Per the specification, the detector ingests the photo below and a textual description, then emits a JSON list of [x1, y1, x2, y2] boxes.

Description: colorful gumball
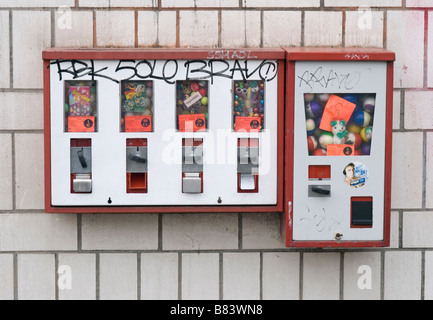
[[353, 111, 371, 127], [318, 94, 330, 103], [190, 82, 200, 91], [308, 101, 322, 118], [354, 149, 362, 156], [306, 119, 316, 135], [347, 132, 362, 148], [312, 148, 327, 156], [361, 143, 371, 155], [363, 97, 375, 113], [307, 136, 318, 152], [199, 88, 207, 96], [319, 132, 334, 149], [360, 126, 372, 142], [304, 93, 315, 102], [341, 95, 357, 105], [348, 123, 362, 134]]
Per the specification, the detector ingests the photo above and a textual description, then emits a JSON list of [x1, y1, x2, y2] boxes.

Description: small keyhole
[[108, 197, 112, 204], [217, 197, 222, 204], [334, 232, 343, 240]]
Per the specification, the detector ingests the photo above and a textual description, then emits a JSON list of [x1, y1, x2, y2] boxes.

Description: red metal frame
[[282, 48, 395, 248], [43, 48, 285, 214]]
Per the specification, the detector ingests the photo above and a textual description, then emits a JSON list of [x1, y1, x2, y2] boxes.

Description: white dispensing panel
[[44, 49, 285, 212], [283, 48, 394, 247], [293, 61, 387, 242]]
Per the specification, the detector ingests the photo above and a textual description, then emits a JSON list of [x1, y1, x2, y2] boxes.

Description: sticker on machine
[[343, 161, 368, 188]]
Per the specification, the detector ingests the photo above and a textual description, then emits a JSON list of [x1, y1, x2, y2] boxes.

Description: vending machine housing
[[43, 48, 285, 213], [282, 48, 395, 248]]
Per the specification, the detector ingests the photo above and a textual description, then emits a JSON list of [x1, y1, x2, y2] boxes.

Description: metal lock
[[126, 146, 148, 173], [182, 140, 203, 194], [71, 146, 92, 193], [237, 143, 259, 192]]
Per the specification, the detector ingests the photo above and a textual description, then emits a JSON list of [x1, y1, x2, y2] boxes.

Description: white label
[[184, 91, 202, 108]]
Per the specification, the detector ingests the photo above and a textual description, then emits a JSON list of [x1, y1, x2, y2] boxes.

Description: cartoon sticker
[[343, 161, 368, 188]]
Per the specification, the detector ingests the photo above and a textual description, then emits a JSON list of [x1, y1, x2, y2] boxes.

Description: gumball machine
[[282, 48, 395, 248]]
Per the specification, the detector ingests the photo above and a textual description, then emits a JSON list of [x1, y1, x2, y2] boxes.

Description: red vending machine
[[43, 48, 285, 214], [282, 48, 395, 248]]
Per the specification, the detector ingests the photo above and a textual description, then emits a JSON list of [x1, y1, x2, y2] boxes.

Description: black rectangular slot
[[351, 197, 373, 228]]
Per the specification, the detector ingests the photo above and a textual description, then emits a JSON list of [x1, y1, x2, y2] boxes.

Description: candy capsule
[[360, 126, 372, 142], [312, 148, 327, 156], [307, 136, 318, 152], [363, 96, 375, 113], [353, 111, 371, 127], [201, 97, 208, 105], [306, 119, 316, 136], [191, 82, 200, 91], [361, 143, 371, 155], [319, 132, 334, 149]]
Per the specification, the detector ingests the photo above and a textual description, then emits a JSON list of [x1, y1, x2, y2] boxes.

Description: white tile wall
[[0, 214, 77, 251], [0, 134, 13, 210], [12, 11, 51, 89], [391, 132, 424, 209], [179, 11, 219, 47], [81, 214, 158, 250], [141, 253, 178, 300], [223, 253, 260, 300], [17, 254, 55, 300], [182, 253, 220, 300], [0, 254, 14, 300], [263, 11, 302, 47], [96, 11, 135, 47], [384, 251, 422, 300], [387, 11, 425, 88], [58, 254, 96, 300], [0, 2, 431, 301], [303, 253, 340, 300], [304, 11, 343, 46], [99, 253, 137, 300], [0, 11, 10, 88]]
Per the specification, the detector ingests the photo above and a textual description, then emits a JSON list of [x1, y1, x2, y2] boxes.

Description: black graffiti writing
[[50, 59, 278, 85], [298, 66, 361, 90], [115, 59, 179, 84], [185, 59, 277, 84], [51, 60, 119, 83]]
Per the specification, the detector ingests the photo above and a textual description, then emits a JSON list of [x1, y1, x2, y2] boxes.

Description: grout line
[[421, 250, 425, 300], [95, 253, 100, 300], [342, 9, 346, 48], [238, 213, 242, 250], [380, 251, 385, 300], [9, 9, 13, 90], [137, 253, 141, 300], [11, 133, 16, 211], [54, 253, 59, 300], [178, 252, 182, 300], [339, 252, 344, 300], [134, 10, 138, 48], [13, 253, 18, 300], [219, 252, 223, 300], [424, 10, 429, 89], [259, 251, 263, 300], [422, 131, 427, 209]]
